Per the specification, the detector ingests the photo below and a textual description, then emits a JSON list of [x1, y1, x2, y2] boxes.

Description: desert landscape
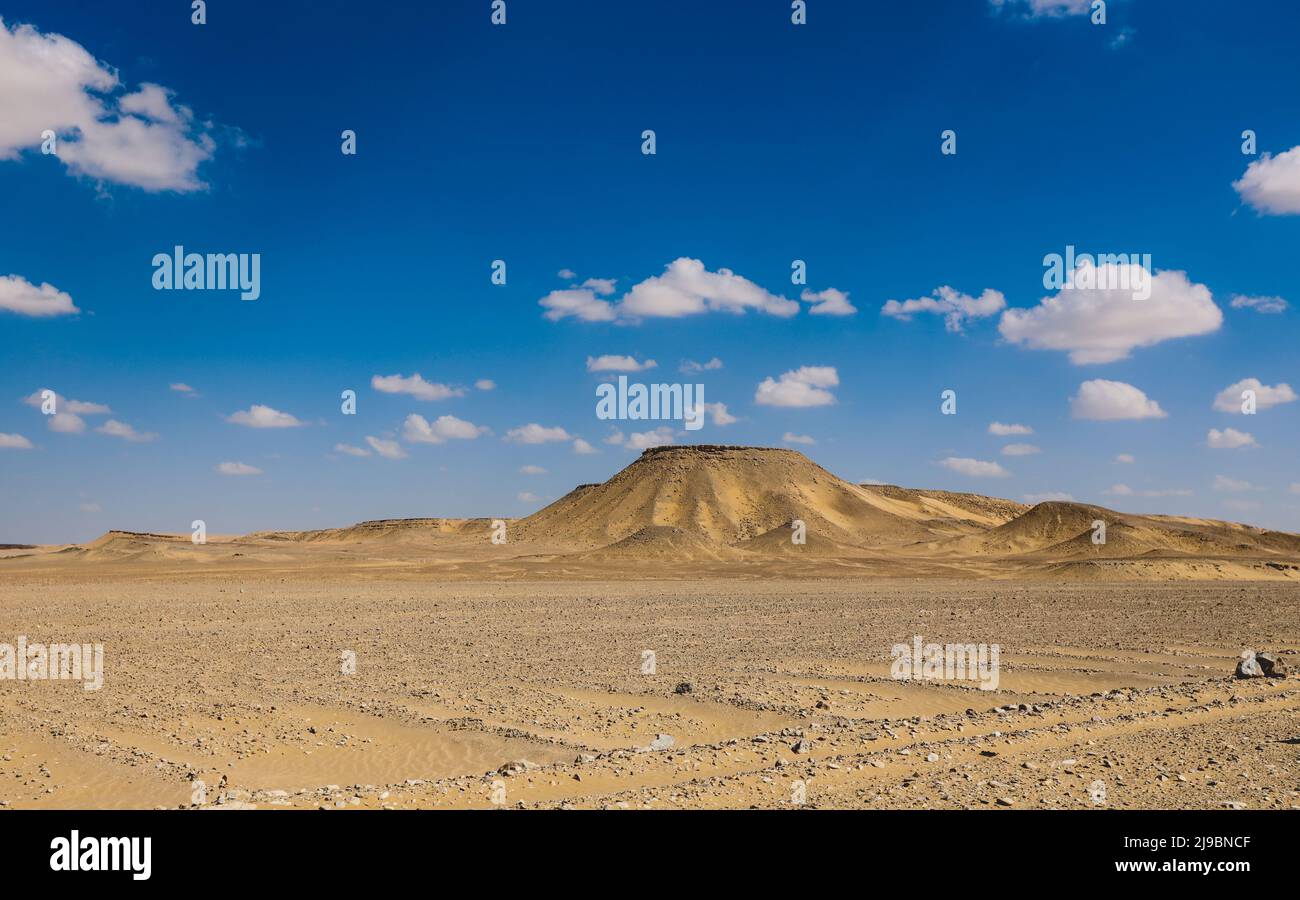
[[2, 445, 1297, 810]]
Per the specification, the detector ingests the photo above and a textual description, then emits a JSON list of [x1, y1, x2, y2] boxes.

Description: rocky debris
[[1236, 650, 1288, 679], [673, 682, 693, 695], [791, 739, 812, 754], [497, 759, 537, 776], [648, 734, 675, 752]]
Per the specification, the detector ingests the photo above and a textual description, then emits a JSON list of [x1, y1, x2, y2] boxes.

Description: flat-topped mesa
[[639, 444, 808, 457]]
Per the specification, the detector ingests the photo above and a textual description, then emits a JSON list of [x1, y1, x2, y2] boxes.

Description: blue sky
[[2, 0, 1299, 543]]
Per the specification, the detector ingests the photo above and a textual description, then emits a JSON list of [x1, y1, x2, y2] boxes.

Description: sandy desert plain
[[1, 445, 1297, 811]]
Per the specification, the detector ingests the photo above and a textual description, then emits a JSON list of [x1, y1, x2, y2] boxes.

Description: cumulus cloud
[[1105, 484, 1193, 498], [49, 413, 85, 433], [1001, 443, 1040, 456], [679, 357, 723, 374], [1230, 294, 1288, 314], [22, 389, 110, 416], [1207, 427, 1257, 450], [216, 461, 262, 476], [1070, 380, 1166, 421], [989, 0, 1092, 16], [1000, 265, 1221, 364], [801, 287, 857, 316], [0, 275, 78, 317], [0, 18, 220, 192], [504, 423, 572, 445], [1233, 145, 1300, 215], [704, 402, 737, 426], [1115, 453, 1135, 464], [0, 432, 33, 449], [1213, 474, 1256, 492], [334, 443, 371, 457], [96, 419, 158, 442], [519, 465, 546, 475], [783, 432, 816, 445], [881, 286, 1006, 333], [572, 437, 598, 455], [988, 422, 1033, 436], [226, 405, 303, 428], [365, 435, 408, 459], [606, 425, 677, 451], [541, 258, 803, 323], [586, 355, 657, 373], [939, 457, 1010, 478], [517, 491, 541, 503], [1212, 377, 1296, 413], [169, 382, 196, 394], [371, 373, 464, 401], [404, 414, 488, 445], [474, 379, 496, 391], [754, 366, 839, 408]]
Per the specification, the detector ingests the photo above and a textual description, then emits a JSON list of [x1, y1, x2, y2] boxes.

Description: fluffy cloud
[[1000, 266, 1221, 364], [1105, 484, 1193, 498], [371, 373, 464, 401], [334, 443, 371, 457], [704, 402, 737, 426], [882, 286, 1006, 333], [1070, 380, 1166, 421], [1212, 474, 1256, 492], [606, 426, 677, 451], [519, 465, 546, 475], [0, 275, 78, 317], [989, 0, 1092, 16], [572, 437, 597, 455], [0, 432, 33, 449], [1115, 453, 1135, 464], [404, 414, 488, 444], [1229, 294, 1288, 314], [754, 366, 838, 408], [988, 422, 1033, 436], [169, 382, 196, 394], [783, 432, 816, 445], [49, 413, 85, 433], [365, 436, 408, 459], [939, 457, 1010, 478], [517, 491, 541, 503], [680, 357, 723, 374], [1001, 443, 1040, 456], [586, 355, 657, 373], [226, 405, 304, 428], [1233, 146, 1300, 215], [801, 288, 857, 316], [505, 423, 572, 444], [541, 259, 807, 323], [474, 379, 496, 391], [1206, 427, 1257, 450], [22, 389, 109, 416], [96, 420, 158, 442], [1212, 377, 1296, 413], [216, 461, 262, 476], [0, 18, 219, 192]]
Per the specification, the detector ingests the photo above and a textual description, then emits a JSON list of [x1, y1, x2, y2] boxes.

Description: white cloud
[[939, 457, 1010, 478], [49, 413, 85, 433], [371, 373, 464, 401], [505, 423, 572, 445], [882, 286, 1006, 333], [1001, 443, 1040, 456], [754, 366, 839, 408], [519, 465, 546, 475], [22, 389, 109, 415], [96, 419, 158, 442], [366, 435, 408, 459], [1212, 377, 1296, 413], [1104, 483, 1134, 497], [1207, 427, 1257, 450], [169, 382, 195, 394], [989, 0, 1092, 16], [334, 442, 371, 457], [517, 491, 541, 503], [1070, 380, 1166, 421], [618, 426, 677, 451], [404, 414, 487, 445], [1233, 145, 1300, 215], [586, 355, 657, 373], [216, 461, 262, 476], [573, 437, 598, 455], [704, 402, 737, 426], [1213, 475, 1256, 493], [0, 275, 78, 317], [227, 405, 304, 428], [782, 432, 816, 445], [557, 268, 577, 280], [1230, 294, 1288, 314], [1000, 266, 1221, 364], [1104, 483, 1193, 499], [0, 433, 33, 449], [0, 19, 218, 192], [679, 357, 723, 374], [988, 422, 1033, 436], [801, 287, 857, 316], [1023, 491, 1074, 503], [474, 379, 496, 391], [541, 258, 801, 322], [1115, 453, 1135, 464]]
